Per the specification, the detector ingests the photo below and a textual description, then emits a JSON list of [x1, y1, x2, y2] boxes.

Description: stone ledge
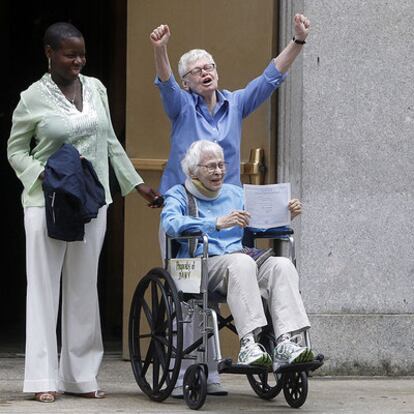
[[308, 314, 414, 376]]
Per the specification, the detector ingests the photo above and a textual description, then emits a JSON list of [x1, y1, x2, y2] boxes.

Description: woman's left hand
[[288, 198, 302, 219], [136, 183, 163, 208]]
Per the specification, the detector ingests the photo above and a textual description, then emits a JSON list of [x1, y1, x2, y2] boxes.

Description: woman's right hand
[[150, 24, 171, 47], [216, 210, 251, 230]]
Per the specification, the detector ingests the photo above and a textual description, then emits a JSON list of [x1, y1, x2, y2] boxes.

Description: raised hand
[[294, 14, 311, 41], [150, 24, 171, 47]]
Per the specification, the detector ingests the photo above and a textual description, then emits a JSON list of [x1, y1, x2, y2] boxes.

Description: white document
[[243, 183, 291, 229]]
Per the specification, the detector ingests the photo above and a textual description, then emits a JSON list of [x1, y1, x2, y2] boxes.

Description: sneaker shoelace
[[275, 334, 305, 357], [240, 341, 269, 360]]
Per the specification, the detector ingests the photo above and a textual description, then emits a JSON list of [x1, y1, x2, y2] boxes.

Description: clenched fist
[[293, 14, 311, 41], [150, 24, 171, 47]]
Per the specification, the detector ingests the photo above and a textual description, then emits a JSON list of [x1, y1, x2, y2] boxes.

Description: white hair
[[181, 140, 224, 178], [178, 49, 216, 78]]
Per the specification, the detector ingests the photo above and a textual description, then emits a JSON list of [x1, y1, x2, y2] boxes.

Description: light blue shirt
[[155, 62, 288, 194], [161, 183, 244, 257]]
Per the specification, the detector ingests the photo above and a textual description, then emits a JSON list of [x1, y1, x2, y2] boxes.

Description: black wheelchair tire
[[246, 318, 282, 400], [283, 370, 308, 408], [183, 364, 208, 410], [247, 371, 282, 400], [128, 267, 183, 401]]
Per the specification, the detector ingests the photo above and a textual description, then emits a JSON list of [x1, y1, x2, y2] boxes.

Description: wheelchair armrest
[[180, 230, 203, 237], [243, 226, 294, 247], [247, 226, 294, 239], [166, 232, 208, 259], [166, 231, 203, 241]]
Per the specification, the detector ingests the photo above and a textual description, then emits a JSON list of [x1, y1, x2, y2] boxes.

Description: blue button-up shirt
[[155, 61, 288, 194]]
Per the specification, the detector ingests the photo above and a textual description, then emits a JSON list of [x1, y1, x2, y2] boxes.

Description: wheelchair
[[128, 227, 323, 410]]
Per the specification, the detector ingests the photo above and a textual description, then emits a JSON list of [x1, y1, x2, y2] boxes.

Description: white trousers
[[207, 254, 310, 339], [207, 254, 268, 338], [255, 256, 310, 338], [23, 206, 107, 393]]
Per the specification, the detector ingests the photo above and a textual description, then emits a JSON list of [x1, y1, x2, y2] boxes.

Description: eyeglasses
[[183, 63, 216, 78], [198, 161, 227, 174]]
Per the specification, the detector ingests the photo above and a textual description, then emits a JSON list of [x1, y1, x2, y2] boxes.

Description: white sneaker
[[272, 335, 314, 372], [237, 340, 272, 366]]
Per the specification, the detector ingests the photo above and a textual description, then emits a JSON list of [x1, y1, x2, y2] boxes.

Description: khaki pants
[[208, 253, 310, 339]]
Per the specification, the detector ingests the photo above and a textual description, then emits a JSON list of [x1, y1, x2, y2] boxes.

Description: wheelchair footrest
[[275, 359, 324, 375], [217, 356, 324, 375], [217, 358, 272, 375]]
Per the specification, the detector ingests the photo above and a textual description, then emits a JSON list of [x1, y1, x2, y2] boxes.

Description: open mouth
[[202, 76, 213, 86], [210, 177, 223, 185]]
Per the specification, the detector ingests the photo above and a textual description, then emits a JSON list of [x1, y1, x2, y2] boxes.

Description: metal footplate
[[218, 354, 324, 375], [276, 353, 325, 374]]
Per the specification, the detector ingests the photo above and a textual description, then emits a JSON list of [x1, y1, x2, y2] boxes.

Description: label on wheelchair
[[168, 258, 202, 293]]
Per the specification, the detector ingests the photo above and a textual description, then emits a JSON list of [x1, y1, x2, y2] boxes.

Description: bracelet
[[293, 36, 306, 45]]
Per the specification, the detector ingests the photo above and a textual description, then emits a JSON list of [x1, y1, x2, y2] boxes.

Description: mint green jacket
[[7, 73, 143, 207]]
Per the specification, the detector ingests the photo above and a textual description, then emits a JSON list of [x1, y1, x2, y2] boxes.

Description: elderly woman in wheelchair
[[161, 139, 315, 372], [129, 140, 323, 409]]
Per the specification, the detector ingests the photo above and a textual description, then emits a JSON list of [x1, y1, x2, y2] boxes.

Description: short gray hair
[[178, 49, 216, 78], [181, 140, 224, 178]]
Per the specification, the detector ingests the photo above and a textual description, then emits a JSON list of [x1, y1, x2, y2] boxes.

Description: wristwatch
[[293, 36, 306, 45]]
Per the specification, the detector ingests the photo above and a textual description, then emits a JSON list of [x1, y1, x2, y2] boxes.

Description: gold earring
[[48, 57, 51, 72]]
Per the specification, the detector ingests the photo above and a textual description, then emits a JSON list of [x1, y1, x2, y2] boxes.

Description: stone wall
[[278, 0, 414, 375]]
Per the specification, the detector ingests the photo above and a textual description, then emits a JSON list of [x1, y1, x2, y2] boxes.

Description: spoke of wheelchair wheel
[[153, 339, 167, 371], [153, 355, 160, 388], [157, 318, 173, 334], [151, 282, 159, 323], [170, 344, 179, 358], [141, 298, 154, 328], [141, 339, 155, 376], [157, 298, 175, 332], [154, 334, 169, 347], [155, 297, 167, 329], [164, 370, 173, 386]]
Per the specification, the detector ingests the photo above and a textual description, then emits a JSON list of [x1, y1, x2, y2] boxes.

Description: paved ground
[[1, 355, 413, 414]]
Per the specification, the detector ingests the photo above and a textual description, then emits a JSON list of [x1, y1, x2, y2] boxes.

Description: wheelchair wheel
[[247, 371, 282, 400], [283, 371, 308, 408], [183, 364, 207, 410], [247, 322, 282, 400], [129, 267, 183, 402]]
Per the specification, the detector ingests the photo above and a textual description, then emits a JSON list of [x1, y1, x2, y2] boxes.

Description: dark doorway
[[0, 0, 127, 354]]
